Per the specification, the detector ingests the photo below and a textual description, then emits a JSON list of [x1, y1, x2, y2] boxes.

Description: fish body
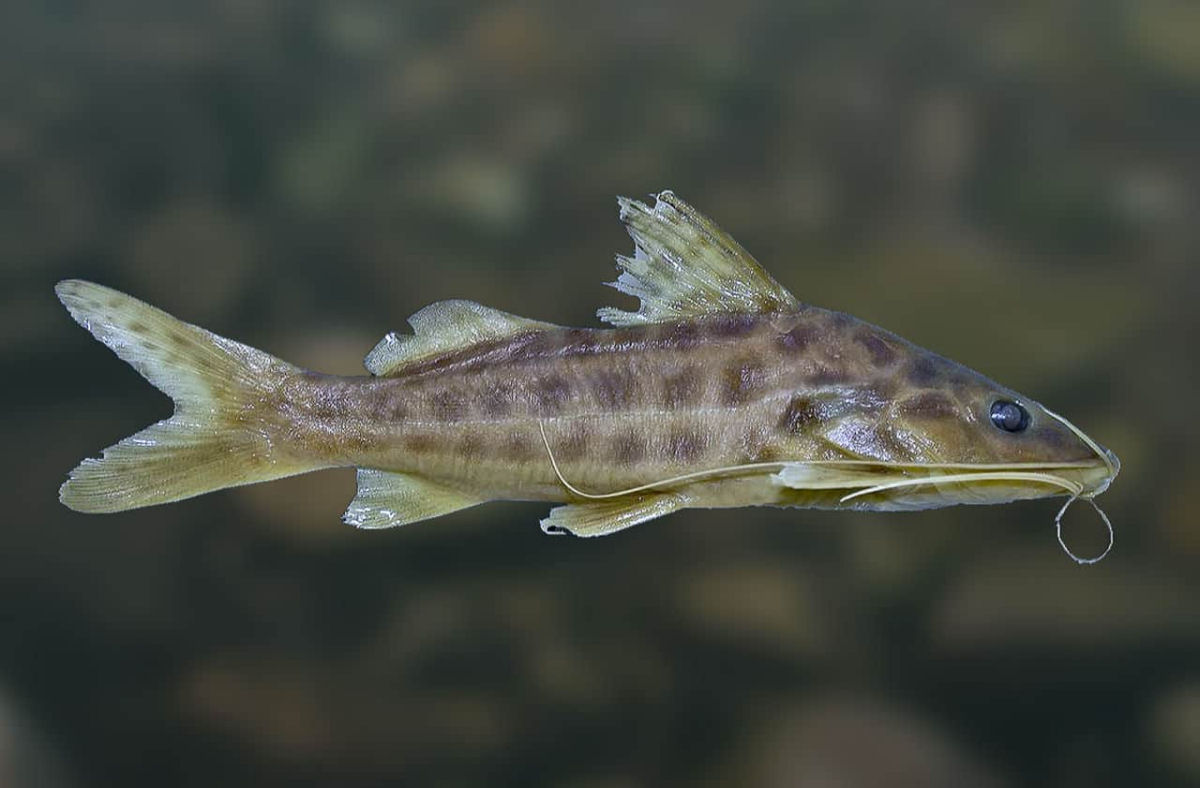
[[57, 191, 1118, 546]]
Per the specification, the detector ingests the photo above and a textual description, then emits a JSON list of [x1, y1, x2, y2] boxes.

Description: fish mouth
[[819, 408, 1119, 565], [1040, 407, 1120, 500], [829, 443, 1119, 508], [828, 457, 1113, 508], [768, 408, 1121, 509], [832, 408, 1121, 506]]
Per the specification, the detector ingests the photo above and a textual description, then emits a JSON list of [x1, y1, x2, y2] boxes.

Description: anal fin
[[540, 492, 686, 537], [344, 469, 486, 529]]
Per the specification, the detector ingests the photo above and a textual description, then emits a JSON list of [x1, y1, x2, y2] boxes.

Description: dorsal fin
[[597, 191, 800, 327], [365, 299, 555, 377]]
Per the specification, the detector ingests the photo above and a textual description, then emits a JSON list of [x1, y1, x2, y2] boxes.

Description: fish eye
[[990, 400, 1030, 433]]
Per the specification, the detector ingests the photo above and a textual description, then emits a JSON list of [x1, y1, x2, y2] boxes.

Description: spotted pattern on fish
[[899, 392, 958, 419], [776, 322, 818, 354], [479, 383, 512, 417], [666, 428, 705, 463], [809, 364, 849, 386], [503, 430, 537, 461], [855, 329, 898, 367], [779, 395, 822, 435], [661, 366, 703, 408], [533, 374, 572, 411], [612, 430, 645, 464], [54, 192, 1118, 536], [906, 357, 941, 386], [720, 358, 768, 405], [553, 423, 591, 462], [430, 389, 468, 421], [707, 313, 759, 338], [591, 368, 638, 410]]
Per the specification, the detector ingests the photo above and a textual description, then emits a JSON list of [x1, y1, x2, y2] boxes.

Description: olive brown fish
[[56, 191, 1119, 555]]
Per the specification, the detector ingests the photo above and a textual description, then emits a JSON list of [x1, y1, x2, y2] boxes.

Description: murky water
[[2, 2, 1197, 785]]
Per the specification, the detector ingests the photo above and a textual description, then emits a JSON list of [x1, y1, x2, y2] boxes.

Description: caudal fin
[[56, 280, 317, 513]]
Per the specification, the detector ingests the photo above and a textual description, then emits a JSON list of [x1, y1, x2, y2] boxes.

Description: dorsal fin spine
[[598, 190, 800, 327]]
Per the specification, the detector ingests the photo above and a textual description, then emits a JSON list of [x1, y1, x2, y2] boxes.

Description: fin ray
[[365, 300, 555, 377], [56, 280, 315, 513], [540, 492, 686, 537], [598, 191, 799, 326], [772, 462, 906, 491], [344, 469, 487, 528]]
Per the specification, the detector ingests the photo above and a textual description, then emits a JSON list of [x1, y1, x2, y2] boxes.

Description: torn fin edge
[[598, 190, 800, 326]]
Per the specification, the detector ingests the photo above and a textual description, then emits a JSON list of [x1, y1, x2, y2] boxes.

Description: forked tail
[[56, 280, 318, 513]]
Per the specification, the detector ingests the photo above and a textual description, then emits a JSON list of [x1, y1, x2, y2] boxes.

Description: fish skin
[[274, 306, 1103, 503], [56, 190, 1119, 533]]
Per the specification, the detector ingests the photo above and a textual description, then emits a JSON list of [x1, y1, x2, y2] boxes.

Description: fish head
[[787, 318, 1120, 508]]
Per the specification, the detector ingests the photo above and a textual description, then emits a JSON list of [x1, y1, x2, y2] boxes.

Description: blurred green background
[[3, 1, 1198, 786]]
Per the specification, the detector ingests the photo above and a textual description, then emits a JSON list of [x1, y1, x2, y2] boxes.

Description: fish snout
[[1081, 447, 1120, 498]]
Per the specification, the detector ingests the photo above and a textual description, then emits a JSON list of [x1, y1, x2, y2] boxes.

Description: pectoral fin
[[540, 492, 686, 537], [598, 191, 800, 326], [772, 462, 902, 490], [344, 469, 487, 528]]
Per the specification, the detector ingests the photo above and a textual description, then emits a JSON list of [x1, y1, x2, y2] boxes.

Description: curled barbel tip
[[1055, 495, 1114, 565]]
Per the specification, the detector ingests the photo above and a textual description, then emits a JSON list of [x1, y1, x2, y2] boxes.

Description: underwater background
[[3, 1, 1198, 785]]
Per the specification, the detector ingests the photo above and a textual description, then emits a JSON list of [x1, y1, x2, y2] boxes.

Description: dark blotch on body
[[667, 429, 704, 463], [907, 357, 941, 386], [504, 431, 536, 460], [458, 434, 483, 457], [370, 390, 407, 421], [779, 396, 821, 434], [554, 424, 590, 462], [721, 359, 768, 405], [809, 364, 849, 386], [659, 321, 703, 350], [776, 323, 818, 354], [948, 371, 974, 390], [662, 367, 702, 407], [751, 443, 783, 462], [533, 374, 572, 412], [899, 392, 957, 419], [430, 389, 468, 421], [479, 382, 512, 417], [612, 431, 644, 464], [856, 382, 896, 412], [592, 369, 637, 409], [743, 427, 782, 463], [855, 330, 898, 367], [706, 313, 758, 338]]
